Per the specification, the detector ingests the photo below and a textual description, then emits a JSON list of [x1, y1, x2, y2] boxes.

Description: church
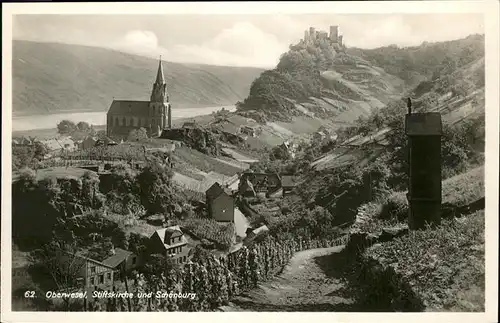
[[106, 58, 172, 138]]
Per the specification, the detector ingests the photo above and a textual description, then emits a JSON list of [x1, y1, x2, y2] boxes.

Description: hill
[[12, 40, 264, 117], [236, 34, 484, 126]]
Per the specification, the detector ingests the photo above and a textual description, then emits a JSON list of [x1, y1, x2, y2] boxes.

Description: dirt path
[[221, 246, 357, 312]]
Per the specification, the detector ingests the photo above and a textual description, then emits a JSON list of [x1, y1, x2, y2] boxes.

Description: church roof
[[155, 59, 166, 85], [107, 100, 150, 116]]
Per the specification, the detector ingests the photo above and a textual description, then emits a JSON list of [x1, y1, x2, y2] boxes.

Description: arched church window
[[133, 118, 137, 127], [121, 117, 125, 126]]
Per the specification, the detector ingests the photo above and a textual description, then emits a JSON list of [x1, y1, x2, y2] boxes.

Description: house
[[56, 251, 116, 290], [313, 128, 338, 144], [313, 131, 327, 142], [182, 121, 197, 128], [239, 178, 257, 197], [240, 125, 258, 137], [281, 175, 297, 196], [148, 225, 190, 264], [102, 247, 140, 279], [16, 137, 35, 146], [95, 137, 118, 147], [279, 140, 298, 159], [239, 172, 282, 195], [80, 136, 98, 150], [41, 137, 77, 154], [206, 182, 235, 222], [244, 225, 269, 244]]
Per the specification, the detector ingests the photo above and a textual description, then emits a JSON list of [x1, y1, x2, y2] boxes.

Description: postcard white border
[[2, 1, 499, 323]]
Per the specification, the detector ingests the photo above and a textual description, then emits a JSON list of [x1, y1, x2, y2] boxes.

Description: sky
[[13, 13, 484, 68]]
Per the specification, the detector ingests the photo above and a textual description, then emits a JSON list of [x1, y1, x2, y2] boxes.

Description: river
[[12, 105, 236, 132]]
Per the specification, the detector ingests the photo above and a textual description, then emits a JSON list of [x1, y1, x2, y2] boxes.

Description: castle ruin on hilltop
[[302, 25, 344, 47]]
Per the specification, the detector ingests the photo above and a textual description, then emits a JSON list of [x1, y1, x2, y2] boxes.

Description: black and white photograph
[[1, 1, 499, 322]]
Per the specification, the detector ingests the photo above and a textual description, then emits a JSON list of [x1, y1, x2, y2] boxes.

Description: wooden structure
[[56, 251, 116, 289], [405, 112, 443, 229]]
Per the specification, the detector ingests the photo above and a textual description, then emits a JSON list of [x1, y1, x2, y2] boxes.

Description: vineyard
[[78, 234, 350, 312], [181, 218, 236, 250]]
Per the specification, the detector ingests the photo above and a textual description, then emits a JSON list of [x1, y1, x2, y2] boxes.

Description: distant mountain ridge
[[12, 40, 265, 117]]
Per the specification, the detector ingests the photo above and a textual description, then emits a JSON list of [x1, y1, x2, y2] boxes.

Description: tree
[[136, 160, 177, 216], [57, 120, 77, 135], [128, 128, 148, 142], [76, 121, 91, 132], [81, 171, 104, 208], [96, 130, 107, 140], [29, 238, 86, 310], [85, 237, 115, 261]]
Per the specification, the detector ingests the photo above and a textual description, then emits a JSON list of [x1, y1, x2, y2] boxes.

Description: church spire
[[155, 56, 165, 85], [150, 56, 168, 103]]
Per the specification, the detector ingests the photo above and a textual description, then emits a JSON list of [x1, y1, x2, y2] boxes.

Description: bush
[[378, 193, 408, 221]]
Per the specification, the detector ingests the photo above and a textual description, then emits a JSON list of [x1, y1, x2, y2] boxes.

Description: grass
[[102, 211, 158, 238], [173, 145, 241, 176], [363, 210, 485, 311], [357, 165, 485, 229], [13, 40, 264, 116]]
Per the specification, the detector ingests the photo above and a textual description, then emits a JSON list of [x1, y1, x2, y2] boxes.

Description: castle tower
[[309, 27, 316, 41], [149, 57, 171, 133], [330, 26, 339, 42], [304, 29, 310, 42], [339, 35, 343, 47]]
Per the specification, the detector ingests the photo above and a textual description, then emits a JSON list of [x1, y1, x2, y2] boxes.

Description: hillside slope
[[311, 55, 485, 172], [236, 34, 484, 127], [12, 40, 264, 116]]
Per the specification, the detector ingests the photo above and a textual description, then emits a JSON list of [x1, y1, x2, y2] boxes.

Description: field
[[173, 146, 242, 176]]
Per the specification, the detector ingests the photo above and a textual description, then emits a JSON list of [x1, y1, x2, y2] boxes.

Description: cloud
[[163, 22, 290, 68], [111, 30, 164, 56]]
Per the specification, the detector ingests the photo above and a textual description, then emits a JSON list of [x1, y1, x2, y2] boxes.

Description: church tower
[[149, 57, 171, 136]]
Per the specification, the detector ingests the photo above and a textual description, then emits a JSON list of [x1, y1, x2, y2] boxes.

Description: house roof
[[152, 225, 188, 250], [250, 225, 269, 236], [41, 138, 75, 151], [62, 250, 115, 270], [241, 172, 281, 184], [281, 175, 296, 188], [206, 182, 232, 200], [95, 137, 118, 146], [102, 248, 134, 268], [107, 100, 150, 116]]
